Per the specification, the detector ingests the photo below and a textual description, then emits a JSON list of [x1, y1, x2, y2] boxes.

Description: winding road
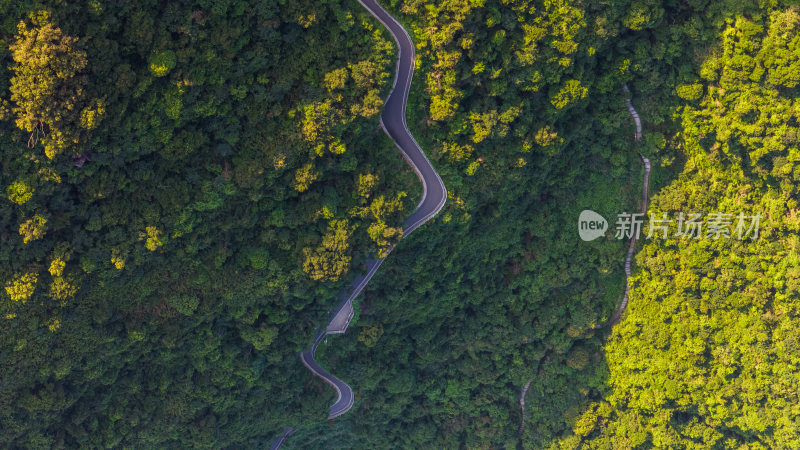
[[299, 0, 446, 423], [273, 14, 650, 447]]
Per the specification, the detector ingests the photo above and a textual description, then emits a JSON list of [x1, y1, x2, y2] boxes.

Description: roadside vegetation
[[0, 1, 415, 447], [0, 0, 798, 448]]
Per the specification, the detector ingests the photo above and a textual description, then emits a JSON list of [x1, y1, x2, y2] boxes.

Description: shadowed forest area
[[1, 0, 799, 448]]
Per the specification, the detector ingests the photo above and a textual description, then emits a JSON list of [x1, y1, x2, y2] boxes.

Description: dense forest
[[1, 0, 798, 448], [0, 0, 417, 446]]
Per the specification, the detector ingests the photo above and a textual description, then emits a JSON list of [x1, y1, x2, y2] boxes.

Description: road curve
[[299, 0, 447, 422], [300, 333, 354, 419], [268, 428, 295, 450], [361, 0, 448, 233]]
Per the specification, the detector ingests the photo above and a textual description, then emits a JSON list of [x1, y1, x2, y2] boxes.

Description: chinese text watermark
[[579, 210, 761, 242]]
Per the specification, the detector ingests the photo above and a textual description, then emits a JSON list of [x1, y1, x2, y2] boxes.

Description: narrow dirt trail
[[518, 86, 652, 440], [594, 84, 651, 330], [518, 380, 532, 437]]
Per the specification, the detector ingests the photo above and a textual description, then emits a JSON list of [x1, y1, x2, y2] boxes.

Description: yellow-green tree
[[357, 173, 379, 198], [5, 272, 38, 303], [302, 220, 353, 281], [7, 180, 33, 205], [49, 276, 77, 301], [142, 226, 163, 251], [19, 214, 47, 244], [358, 324, 384, 347], [294, 163, 318, 192], [48, 257, 65, 277], [9, 11, 99, 157]]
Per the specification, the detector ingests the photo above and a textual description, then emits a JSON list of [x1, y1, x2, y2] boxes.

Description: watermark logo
[[578, 210, 608, 241], [579, 211, 762, 241]]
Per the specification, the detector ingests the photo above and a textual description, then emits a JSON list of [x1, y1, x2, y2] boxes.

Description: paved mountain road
[[363, 0, 448, 233], [298, 0, 447, 423], [300, 333, 354, 419], [268, 428, 295, 450]]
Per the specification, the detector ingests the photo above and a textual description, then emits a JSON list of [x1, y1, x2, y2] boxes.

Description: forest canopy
[[0, 0, 798, 448]]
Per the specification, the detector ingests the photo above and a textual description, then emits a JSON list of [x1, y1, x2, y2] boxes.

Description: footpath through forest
[[519, 85, 652, 438], [593, 83, 652, 329]]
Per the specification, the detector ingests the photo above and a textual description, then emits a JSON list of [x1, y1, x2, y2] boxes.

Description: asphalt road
[[297, 0, 447, 422], [268, 428, 295, 450], [299, 332, 355, 419], [361, 0, 448, 234]]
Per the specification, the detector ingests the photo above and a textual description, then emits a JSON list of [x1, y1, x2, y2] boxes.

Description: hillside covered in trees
[[1, 0, 799, 448]]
